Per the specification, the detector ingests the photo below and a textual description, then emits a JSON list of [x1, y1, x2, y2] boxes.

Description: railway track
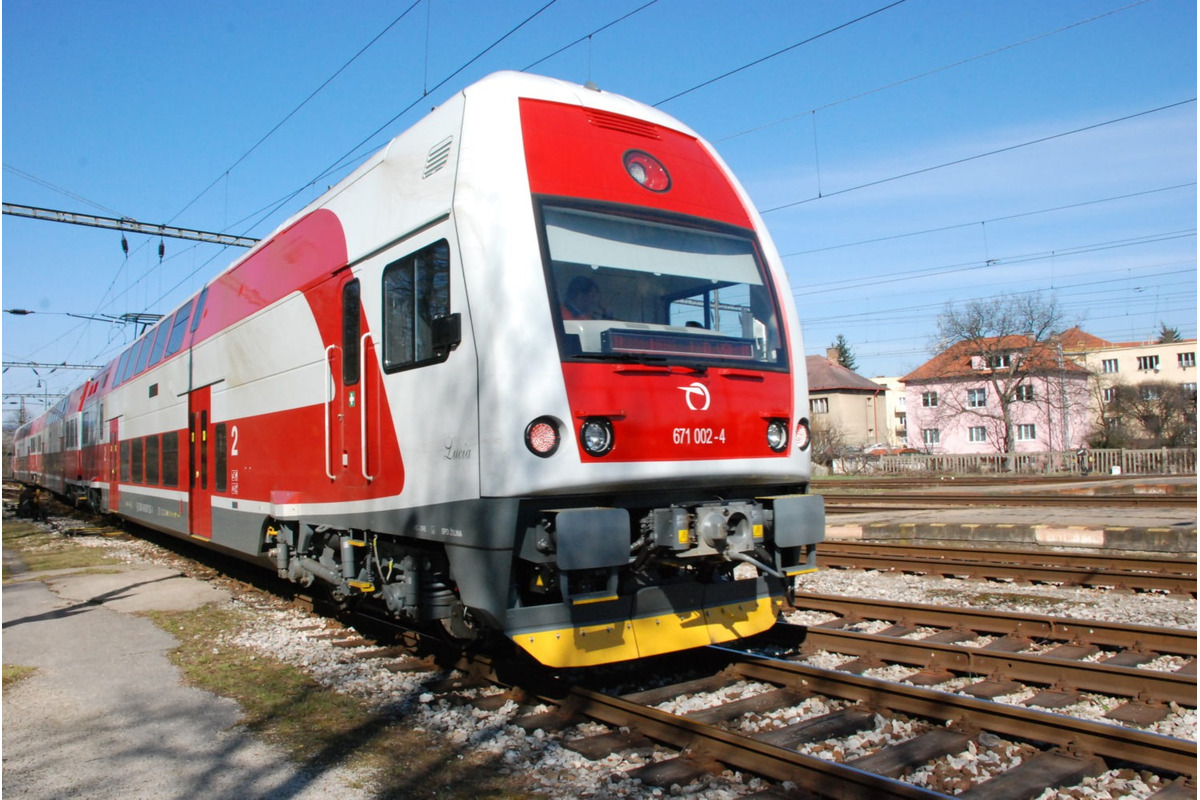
[[20, 509, 1198, 798], [511, 640, 1196, 798], [787, 591, 1197, 659], [813, 475, 1195, 491], [821, 491, 1197, 511], [818, 541, 1198, 595]]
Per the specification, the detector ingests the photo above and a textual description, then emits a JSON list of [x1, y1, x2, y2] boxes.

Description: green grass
[[2, 663, 38, 689], [2, 520, 126, 577]]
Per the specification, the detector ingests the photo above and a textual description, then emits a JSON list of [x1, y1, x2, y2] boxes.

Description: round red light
[[525, 417, 560, 457], [795, 419, 811, 451], [624, 150, 671, 192]]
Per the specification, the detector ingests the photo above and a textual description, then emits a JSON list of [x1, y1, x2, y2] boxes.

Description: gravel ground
[[40, 521, 1200, 798]]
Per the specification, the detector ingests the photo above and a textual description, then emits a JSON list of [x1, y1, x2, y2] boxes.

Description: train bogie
[[13, 71, 824, 668]]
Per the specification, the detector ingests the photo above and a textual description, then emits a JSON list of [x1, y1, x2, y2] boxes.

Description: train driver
[[561, 276, 606, 320]]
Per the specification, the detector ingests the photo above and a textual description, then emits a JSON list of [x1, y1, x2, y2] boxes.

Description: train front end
[[456, 75, 825, 667]]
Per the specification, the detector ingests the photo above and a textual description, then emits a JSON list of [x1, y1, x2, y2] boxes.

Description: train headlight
[[623, 150, 671, 192], [580, 418, 614, 457], [525, 417, 561, 457], [795, 418, 812, 451], [766, 419, 789, 452]]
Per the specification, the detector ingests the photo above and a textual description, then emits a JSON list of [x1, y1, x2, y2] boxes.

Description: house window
[[966, 388, 987, 408], [968, 426, 987, 442], [922, 428, 940, 445], [1139, 385, 1160, 401], [1101, 358, 1118, 374], [987, 354, 1012, 369], [1015, 384, 1035, 402], [1016, 423, 1037, 441], [810, 397, 829, 414], [1179, 352, 1196, 368], [921, 391, 938, 408], [1102, 387, 1117, 404], [1183, 383, 1197, 397], [1136, 355, 1160, 371]]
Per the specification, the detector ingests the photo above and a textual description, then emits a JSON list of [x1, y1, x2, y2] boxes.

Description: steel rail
[[789, 624, 1196, 707], [815, 551, 1196, 595], [728, 656, 1197, 779], [789, 592, 1197, 657], [819, 492, 1196, 509], [559, 680, 946, 799], [822, 542, 1197, 577]]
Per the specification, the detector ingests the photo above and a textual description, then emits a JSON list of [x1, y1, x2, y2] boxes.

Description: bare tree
[[933, 293, 1075, 459], [1094, 380, 1197, 448], [808, 414, 850, 469]]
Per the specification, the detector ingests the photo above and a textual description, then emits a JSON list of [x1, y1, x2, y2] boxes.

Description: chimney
[[826, 347, 840, 362]]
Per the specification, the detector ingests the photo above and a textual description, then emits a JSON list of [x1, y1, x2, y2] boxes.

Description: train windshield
[[542, 205, 786, 369]]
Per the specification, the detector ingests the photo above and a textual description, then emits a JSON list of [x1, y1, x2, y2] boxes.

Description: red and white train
[[12, 72, 824, 667]]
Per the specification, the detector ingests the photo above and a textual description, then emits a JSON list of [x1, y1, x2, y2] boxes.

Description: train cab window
[[162, 431, 179, 487], [382, 240, 451, 372], [343, 279, 361, 385], [540, 204, 786, 369]]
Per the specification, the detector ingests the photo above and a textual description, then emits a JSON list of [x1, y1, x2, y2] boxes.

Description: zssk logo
[[679, 381, 711, 411]]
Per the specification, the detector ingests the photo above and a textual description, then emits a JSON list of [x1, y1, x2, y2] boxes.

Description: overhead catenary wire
[[762, 98, 1197, 214], [715, 0, 1153, 144], [652, 0, 911, 107]]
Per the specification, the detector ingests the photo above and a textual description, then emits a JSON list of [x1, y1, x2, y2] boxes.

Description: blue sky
[[3, 0, 1195, 422]]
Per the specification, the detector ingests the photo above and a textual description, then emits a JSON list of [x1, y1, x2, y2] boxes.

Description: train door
[[375, 236, 477, 505], [330, 275, 378, 489], [107, 418, 120, 512], [188, 385, 213, 538]]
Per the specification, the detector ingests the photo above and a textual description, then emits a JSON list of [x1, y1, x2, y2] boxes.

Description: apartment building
[[902, 335, 1092, 454]]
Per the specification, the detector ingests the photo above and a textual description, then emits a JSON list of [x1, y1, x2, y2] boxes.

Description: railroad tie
[[845, 727, 972, 779], [956, 750, 1106, 800]]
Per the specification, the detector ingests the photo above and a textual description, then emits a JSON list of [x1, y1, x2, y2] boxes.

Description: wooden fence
[[852, 448, 1196, 476]]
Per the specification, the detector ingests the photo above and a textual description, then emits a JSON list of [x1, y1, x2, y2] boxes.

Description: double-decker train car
[[12, 72, 824, 667]]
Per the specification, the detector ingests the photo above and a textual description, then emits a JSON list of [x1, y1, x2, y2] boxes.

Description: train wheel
[[440, 599, 480, 642]]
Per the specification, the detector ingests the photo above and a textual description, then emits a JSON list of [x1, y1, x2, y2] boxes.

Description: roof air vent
[[587, 110, 660, 140], [423, 136, 453, 178]]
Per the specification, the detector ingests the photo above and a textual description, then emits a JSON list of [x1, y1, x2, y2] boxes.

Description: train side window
[[145, 435, 160, 485], [146, 322, 168, 369], [343, 279, 361, 385], [162, 431, 179, 487], [164, 298, 196, 357], [120, 440, 131, 483], [190, 287, 208, 332], [382, 240, 451, 373], [128, 438, 143, 484], [116, 348, 135, 386], [215, 423, 228, 493], [133, 332, 154, 374]]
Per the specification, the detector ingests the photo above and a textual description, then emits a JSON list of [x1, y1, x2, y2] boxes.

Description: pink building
[[902, 335, 1091, 454]]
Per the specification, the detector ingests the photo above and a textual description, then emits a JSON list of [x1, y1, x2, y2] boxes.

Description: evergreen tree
[[1157, 323, 1183, 343], [830, 334, 857, 370]]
